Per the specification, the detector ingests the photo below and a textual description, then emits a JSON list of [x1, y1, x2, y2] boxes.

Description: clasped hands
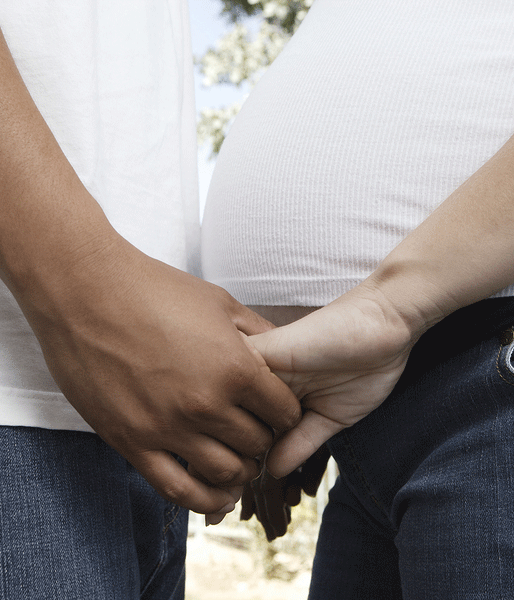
[[205, 284, 416, 538], [25, 234, 415, 528]]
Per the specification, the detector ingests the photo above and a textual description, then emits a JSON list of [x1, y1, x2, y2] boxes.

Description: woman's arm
[[250, 132, 514, 477]]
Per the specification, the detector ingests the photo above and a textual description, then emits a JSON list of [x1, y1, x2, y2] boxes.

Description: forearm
[[361, 133, 514, 339], [0, 28, 118, 306], [0, 29, 302, 515], [257, 135, 514, 476]]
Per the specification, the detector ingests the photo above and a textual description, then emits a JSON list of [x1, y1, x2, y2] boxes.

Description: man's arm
[[250, 131, 514, 477], [0, 29, 300, 513]]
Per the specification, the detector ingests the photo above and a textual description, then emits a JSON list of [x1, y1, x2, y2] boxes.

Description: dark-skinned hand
[[240, 444, 331, 541]]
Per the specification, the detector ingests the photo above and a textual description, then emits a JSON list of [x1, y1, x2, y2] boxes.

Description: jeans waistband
[[401, 297, 514, 388]]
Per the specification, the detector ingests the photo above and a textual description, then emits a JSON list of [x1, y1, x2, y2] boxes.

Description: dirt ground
[[185, 533, 311, 600]]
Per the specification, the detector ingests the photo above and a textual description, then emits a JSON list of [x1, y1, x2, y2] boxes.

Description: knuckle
[[275, 403, 302, 432], [185, 392, 218, 421], [223, 356, 257, 389], [209, 465, 241, 487], [252, 432, 273, 457], [162, 479, 190, 505], [229, 424, 272, 459]]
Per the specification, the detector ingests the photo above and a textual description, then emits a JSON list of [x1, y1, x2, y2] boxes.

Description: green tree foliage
[[197, 0, 313, 156]]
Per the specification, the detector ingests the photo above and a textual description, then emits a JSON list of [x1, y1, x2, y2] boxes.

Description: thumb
[[249, 325, 296, 373], [266, 411, 342, 478]]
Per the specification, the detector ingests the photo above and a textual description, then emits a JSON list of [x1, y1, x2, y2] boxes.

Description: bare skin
[[251, 131, 514, 478], [0, 29, 301, 515], [220, 132, 514, 536], [205, 306, 320, 529]]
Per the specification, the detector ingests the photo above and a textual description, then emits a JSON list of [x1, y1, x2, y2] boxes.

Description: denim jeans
[[0, 427, 188, 600], [309, 298, 514, 600]]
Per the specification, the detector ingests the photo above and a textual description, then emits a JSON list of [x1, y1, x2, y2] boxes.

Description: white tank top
[[0, 0, 199, 431], [202, 0, 514, 306]]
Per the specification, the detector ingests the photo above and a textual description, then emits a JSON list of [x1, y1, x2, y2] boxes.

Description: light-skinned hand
[[248, 283, 414, 478]]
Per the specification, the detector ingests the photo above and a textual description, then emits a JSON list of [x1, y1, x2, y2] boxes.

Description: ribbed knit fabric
[[202, 0, 514, 306]]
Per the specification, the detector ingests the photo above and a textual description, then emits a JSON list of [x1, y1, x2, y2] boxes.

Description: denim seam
[[140, 504, 181, 597], [341, 432, 391, 521], [163, 504, 181, 535], [495, 343, 514, 387], [152, 506, 179, 572], [492, 409, 505, 600]]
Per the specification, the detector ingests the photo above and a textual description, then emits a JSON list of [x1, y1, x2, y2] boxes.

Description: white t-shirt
[[202, 0, 514, 306], [0, 1, 200, 431]]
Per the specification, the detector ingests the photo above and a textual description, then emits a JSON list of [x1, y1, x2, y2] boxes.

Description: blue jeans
[[309, 298, 514, 600], [0, 427, 188, 599]]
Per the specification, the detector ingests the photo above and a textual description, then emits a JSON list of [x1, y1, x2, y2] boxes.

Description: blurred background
[[190, 0, 314, 213], [186, 463, 337, 600], [186, 2, 337, 598]]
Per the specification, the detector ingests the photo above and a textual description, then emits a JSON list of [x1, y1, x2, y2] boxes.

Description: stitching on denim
[[163, 504, 181, 535], [140, 504, 182, 596], [506, 343, 514, 374], [492, 409, 505, 600], [341, 432, 389, 516], [496, 343, 514, 387]]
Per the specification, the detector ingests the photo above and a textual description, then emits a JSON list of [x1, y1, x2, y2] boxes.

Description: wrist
[[1, 188, 127, 326], [362, 254, 462, 343]]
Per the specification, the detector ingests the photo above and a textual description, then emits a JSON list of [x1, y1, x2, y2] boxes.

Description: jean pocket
[[496, 328, 514, 386]]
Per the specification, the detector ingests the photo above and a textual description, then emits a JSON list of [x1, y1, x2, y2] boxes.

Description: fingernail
[[204, 502, 235, 527], [220, 502, 235, 514], [229, 488, 243, 503], [205, 513, 227, 526]]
